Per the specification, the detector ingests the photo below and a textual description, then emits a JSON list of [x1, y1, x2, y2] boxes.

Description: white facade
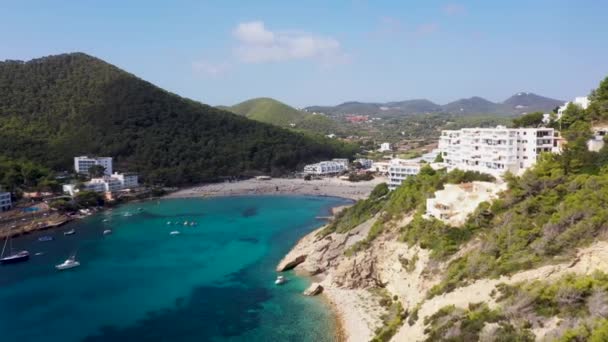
[[388, 158, 421, 190], [0, 192, 11, 212], [74, 156, 113, 175], [557, 96, 590, 120], [112, 172, 139, 189], [303, 161, 346, 175], [332, 158, 350, 168], [425, 182, 506, 226], [63, 173, 138, 196], [379, 142, 391, 152], [371, 161, 390, 175], [438, 126, 558, 178], [355, 158, 373, 169]]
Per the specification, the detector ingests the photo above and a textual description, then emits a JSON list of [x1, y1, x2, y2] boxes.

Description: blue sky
[[1, 0, 607, 107]]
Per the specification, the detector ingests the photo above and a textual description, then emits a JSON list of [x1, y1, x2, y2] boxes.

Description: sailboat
[[56, 252, 80, 270], [0, 235, 30, 265]]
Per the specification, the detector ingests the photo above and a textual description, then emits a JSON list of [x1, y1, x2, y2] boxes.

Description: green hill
[[0, 53, 356, 186], [226, 97, 307, 127]]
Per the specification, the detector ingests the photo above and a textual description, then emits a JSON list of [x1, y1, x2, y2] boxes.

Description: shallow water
[[0, 196, 348, 342]]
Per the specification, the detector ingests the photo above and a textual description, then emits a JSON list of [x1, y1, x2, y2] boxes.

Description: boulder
[[303, 283, 324, 296], [276, 254, 307, 272]]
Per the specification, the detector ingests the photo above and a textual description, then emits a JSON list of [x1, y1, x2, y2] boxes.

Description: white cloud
[[232, 21, 347, 64], [192, 60, 230, 76]]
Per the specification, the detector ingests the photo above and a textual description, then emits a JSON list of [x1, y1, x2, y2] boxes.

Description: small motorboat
[[56, 254, 80, 270], [102, 219, 109, 222], [103, 229, 112, 235], [63, 229, 76, 236], [189, 221, 196, 226], [123, 212, 132, 217], [34, 252, 44, 256], [183, 221, 189, 226], [275, 275, 287, 285], [167, 221, 172, 225], [38, 236, 54, 242], [169, 230, 180, 236]]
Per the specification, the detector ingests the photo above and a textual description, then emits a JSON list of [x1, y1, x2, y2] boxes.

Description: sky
[[1, 0, 607, 107]]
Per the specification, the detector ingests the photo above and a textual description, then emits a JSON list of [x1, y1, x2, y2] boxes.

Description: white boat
[[63, 229, 75, 236], [275, 275, 287, 285], [183, 221, 188, 226], [167, 221, 172, 225], [56, 254, 80, 270], [169, 230, 180, 236], [103, 229, 112, 235], [123, 212, 132, 217]]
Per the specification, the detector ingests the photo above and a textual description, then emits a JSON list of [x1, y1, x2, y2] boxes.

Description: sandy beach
[[165, 177, 387, 201]]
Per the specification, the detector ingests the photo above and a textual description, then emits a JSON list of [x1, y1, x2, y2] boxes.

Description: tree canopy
[[0, 53, 357, 186]]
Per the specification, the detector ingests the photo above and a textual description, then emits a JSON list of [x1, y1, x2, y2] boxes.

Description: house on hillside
[[425, 182, 506, 226]]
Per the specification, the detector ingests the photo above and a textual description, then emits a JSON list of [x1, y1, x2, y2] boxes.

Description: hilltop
[[224, 97, 340, 134], [0, 53, 356, 185], [306, 92, 564, 117], [225, 97, 306, 127]]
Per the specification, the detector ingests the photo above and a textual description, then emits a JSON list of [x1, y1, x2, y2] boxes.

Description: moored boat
[[1, 236, 30, 265], [56, 254, 80, 270], [103, 229, 112, 235], [38, 235, 54, 242], [63, 229, 75, 236], [275, 275, 287, 285], [169, 230, 180, 236]]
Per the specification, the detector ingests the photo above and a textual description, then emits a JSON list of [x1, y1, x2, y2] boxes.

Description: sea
[[0, 196, 349, 342]]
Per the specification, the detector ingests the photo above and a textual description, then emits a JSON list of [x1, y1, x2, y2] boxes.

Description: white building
[[355, 158, 373, 169], [588, 127, 608, 152], [0, 192, 12, 212], [425, 182, 506, 226], [388, 158, 421, 190], [63, 172, 138, 196], [379, 142, 391, 152], [112, 172, 139, 189], [303, 161, 346, 175], [438, 126, 558, 178], [74, 156, 113, 175], [371, 161, 390, 175], [332, 158, 350, 168], [557, 96, 590, 120]]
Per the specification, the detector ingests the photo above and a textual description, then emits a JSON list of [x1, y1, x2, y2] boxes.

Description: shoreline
[[164, 177, 386, 201]]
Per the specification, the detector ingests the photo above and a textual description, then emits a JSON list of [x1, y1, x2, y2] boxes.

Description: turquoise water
[[0, 196, 348, 342]]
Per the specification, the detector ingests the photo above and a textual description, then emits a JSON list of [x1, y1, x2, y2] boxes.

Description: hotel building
[[303, 161, 346, 175], [438, 126, 558, 177], [388, 158, 421, 190], [74, 156, 113, 175]]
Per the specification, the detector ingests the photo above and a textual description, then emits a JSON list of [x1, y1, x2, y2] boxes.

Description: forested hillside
[[0, 53, 356, 185]]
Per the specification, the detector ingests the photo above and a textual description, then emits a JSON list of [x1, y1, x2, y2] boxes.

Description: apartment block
[[438, 126, 558, 177], [74, 156, 113, 175], [388, 158, 421, 190]]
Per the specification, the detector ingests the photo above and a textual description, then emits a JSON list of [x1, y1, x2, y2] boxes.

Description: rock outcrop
[[303, 283, 324, 296]]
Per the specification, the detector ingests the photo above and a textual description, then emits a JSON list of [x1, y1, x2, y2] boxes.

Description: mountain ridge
[[305, 92, 564, 116]]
